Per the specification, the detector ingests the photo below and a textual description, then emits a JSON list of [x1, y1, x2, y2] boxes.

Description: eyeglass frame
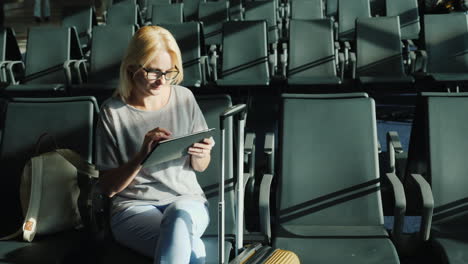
[[139, 65, 180, 81]]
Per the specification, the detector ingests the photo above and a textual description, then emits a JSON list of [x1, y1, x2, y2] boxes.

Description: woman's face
[[130, 50, 176, 98]]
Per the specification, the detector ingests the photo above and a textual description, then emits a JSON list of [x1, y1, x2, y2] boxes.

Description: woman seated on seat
[[95, 26, 214, 264]]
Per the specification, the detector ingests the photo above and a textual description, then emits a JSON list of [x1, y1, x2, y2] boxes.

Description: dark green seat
[[287, 19, 342, 86], [325, 0, 338, 18], [62, 6, 98, 52], [355, 16, 414, 84], [423, 14, 468, 83], [216, 21, 270, 87], [198, 1, 229, 46], [338, 0, 370, 41], [161, 22, 206, 88], [151, 3, 183, 25], [244, 0, 279, 45], [0, 96, 99, 264], [144, 0, 171, 21], [290, 0, 323, 20], [107, 1, 141, 27], [386, 0, 420, 41], [260, 93, 403, 263], [405, 93, 468, 264]]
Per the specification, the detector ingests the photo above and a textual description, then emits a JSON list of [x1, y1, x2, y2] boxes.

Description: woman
[[95, 26, 214, 264]]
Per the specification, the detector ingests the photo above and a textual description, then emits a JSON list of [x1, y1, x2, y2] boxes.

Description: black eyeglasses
[[140, 66, 179, 81]]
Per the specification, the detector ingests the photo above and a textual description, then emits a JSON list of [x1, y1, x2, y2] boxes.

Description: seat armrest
[[338, 52, 345, 81], [410, 173, 434, 241], [209, 45, 218, 80], [4, 60, 25, 84], [259, 173, 273, 243], [244, 132, 256, 178], [385, 172, 406, 240], [264, 132, 275, 175], [415, 50, 428, 73], [386, 131, 404, 174], [280, 43, 288, 78], [349, 52, 356, 79]]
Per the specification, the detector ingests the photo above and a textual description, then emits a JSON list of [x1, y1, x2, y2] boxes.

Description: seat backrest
[[288, 19, 337, 80], [152, 3, 184, 25], [291, 0, 323, 20], [424, 14, 468, 74], [421, 93, 468, 226], [326, 0, 338, 17], [62, 6, 97, 48], [0, 27, 22, 62], [356, 16, 405, 78], [198, 1, 229, 46], [195, 95, 235, 236], [24, 26, 71, 84], [161, 22, 203, 87], [386, 0, 420, 40], [219, 21, 270, 85], [0, 96, 99, 236], [107, 1, 139, 26], [89, 25, 134, 84], [278, 93, 382, 227], [369, 0, 385, 16], [244, 0, 278, 44], [338, 0, 371, 41], [145, 0, 171, 20]]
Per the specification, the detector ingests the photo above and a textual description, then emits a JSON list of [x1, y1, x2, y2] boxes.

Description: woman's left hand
[[188, 138, 214, 158]]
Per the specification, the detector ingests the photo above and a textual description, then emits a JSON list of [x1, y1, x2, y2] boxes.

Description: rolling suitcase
[[218, 105, 300, 264]]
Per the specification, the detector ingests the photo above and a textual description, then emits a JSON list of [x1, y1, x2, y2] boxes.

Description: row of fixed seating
[[1, 92, 466, 263], [2, 12, 468, 99]]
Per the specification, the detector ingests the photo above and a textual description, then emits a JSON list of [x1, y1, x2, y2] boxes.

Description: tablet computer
[[141, 128, 216, 168]]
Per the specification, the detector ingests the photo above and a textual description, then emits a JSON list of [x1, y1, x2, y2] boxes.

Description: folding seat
[[287, 19, 343, 87], [4, 26, 86, 96], [160, 22, 208, 87], [0, 27, 23, 84], [420, 13, 468, 90], [72, 25, 134, 99], [402, 92, 468, 263], [259, 93, 404, 263], [290, 0, 323, 20], [215, 21, 270, 87], [352, 16, 414, 85], [144, 0, 171, 22], [0, 96, 99, 264], [198, 1, 229, 47], [385, 0, 420, 42], [62, 6, 98, 53], [151, 3, 184, 25]]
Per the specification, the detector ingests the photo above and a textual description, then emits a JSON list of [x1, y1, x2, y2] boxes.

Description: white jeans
[[111, 199, 210, 264], [34, 0, 50, 18]]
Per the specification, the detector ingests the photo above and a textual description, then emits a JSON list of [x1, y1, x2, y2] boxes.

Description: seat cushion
[[274, 237, 399, 264], [432, 236, 468, 264]]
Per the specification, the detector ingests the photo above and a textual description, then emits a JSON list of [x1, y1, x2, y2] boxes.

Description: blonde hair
[[115, 26, 184, 102]]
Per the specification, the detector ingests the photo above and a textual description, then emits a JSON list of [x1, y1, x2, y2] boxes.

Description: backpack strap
[[56, 149, 98, 179]]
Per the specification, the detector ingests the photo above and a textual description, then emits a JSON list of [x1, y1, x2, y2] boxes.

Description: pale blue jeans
[[111, 199, 210, 264]]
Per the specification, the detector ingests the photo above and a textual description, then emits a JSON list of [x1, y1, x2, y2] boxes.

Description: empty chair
[[216, 21, 270, 86], [290, 0, 323, 20], [183, 0, 202, 22], [354, 16, 414, 84], [259, 93, 403, 263], [287, 19, 343, 86], [73, 25, 134, 96], [62, 6, 98, 52], [151, 3, 184, 25], [338, 0, 371, 41], [144, 0, 171, 21], [386, 0, 420, 41], [198, 1, 229, 47], [106, 0, 142, 27], [326, 0, 338, 18], [5, 26, 86, 95], [0, 96, 99, 263], [405, 92, 468, 264], [0, 27, 23, 84], [422, 13, 468, 84], [161, 22, 207, 87], [244, 0, 279, 46]]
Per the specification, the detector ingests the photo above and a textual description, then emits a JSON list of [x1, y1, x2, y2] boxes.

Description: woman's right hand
[[138, 127, 172, 160]]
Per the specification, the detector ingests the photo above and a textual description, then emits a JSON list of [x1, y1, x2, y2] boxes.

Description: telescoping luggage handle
[[219, 104, 247, 264]]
